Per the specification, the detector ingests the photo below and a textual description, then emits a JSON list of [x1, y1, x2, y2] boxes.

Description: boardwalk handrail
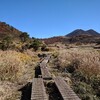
[[54, 76, 81, 100], [31, 78, 48, 100]]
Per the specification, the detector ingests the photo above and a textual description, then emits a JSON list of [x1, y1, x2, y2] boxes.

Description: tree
[[20, 32, 29, 42]]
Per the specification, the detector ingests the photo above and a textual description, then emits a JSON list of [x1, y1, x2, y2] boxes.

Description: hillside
[[0, 21, 43, 51], [41, 36, 69, 44], [0, 22, 22, 40], [1, 22, 100, 44]]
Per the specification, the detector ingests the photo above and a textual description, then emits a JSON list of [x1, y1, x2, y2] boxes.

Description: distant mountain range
[[42, 29, 100, 44], [66, 29, 100, 37], [0, 21, 100, 44]]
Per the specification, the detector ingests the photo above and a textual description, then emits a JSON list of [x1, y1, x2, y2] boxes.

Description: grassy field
[[0, 43, 100, 100], [50, 45, 100, 100], [0, 50, 39, 100]]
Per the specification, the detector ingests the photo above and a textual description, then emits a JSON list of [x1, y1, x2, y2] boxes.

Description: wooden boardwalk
[[40, 55, 52, 79], [31, 78, 48, 100], [54, 76, 81, 100], [40, 66, 52, 79], [31, 55, 81, 100]]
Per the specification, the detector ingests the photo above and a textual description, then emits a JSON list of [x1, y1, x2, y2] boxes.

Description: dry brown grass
[[0, 50, 31, 81], [57, 48, 100, 77], [0, 50, 39, 100], [50, 47, 100, 99], [0, 81, 21, 100]]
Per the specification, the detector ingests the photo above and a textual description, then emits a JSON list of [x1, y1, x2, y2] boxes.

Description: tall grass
[[0, 50, 32, 82], [55, 48, 100, 99], [57, 49, 100, 77], [0, 50, 38, 100]]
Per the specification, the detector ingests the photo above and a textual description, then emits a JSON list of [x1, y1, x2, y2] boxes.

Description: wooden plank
[[40, 55, 52, 80], [40, 66, 52, 79], [31, 78, 48, 100], [54, 76, 81, 100]]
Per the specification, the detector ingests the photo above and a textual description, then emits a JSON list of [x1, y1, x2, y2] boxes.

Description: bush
[[20, 32, 29, 42], [1, 36, 13, 50], [30, 39, 41, 51], [41, 44, 49, 51]]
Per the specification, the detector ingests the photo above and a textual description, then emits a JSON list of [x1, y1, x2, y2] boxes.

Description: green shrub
[[20, 32, 29, 42], [30, 39, 41, 51], [1, 36, 14, 50]]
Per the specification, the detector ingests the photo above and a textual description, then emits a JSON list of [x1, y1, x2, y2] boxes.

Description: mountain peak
[[66, 29, 100, 37], [86, 29, 100, 36]]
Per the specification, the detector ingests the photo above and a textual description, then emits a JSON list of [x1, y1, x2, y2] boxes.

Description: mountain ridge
[[42, 29, 100, 44], [66, 29, 100, 37], [0, 21, 100, 44], [0, 21, 23, 40]]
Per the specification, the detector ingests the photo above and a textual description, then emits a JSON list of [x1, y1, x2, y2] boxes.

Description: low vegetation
[[0, 50, 39, 100], [52, 48, 100, 100]]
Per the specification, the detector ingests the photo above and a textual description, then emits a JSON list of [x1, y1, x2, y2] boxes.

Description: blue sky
[[0, 0, 100, 38]]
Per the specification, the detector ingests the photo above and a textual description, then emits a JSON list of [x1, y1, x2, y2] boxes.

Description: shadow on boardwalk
[[35, 65, 41, 78], [19, 82, 32, 100]]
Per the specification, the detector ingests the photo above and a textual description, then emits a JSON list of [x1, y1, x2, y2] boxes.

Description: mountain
[[86, 29, 100, 36], [0, 22, 99, 44], [0, 21, 22, 40], [42, 29, 100, 44], [66, 29, 100, 37], [66, 29, 100, 43]]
